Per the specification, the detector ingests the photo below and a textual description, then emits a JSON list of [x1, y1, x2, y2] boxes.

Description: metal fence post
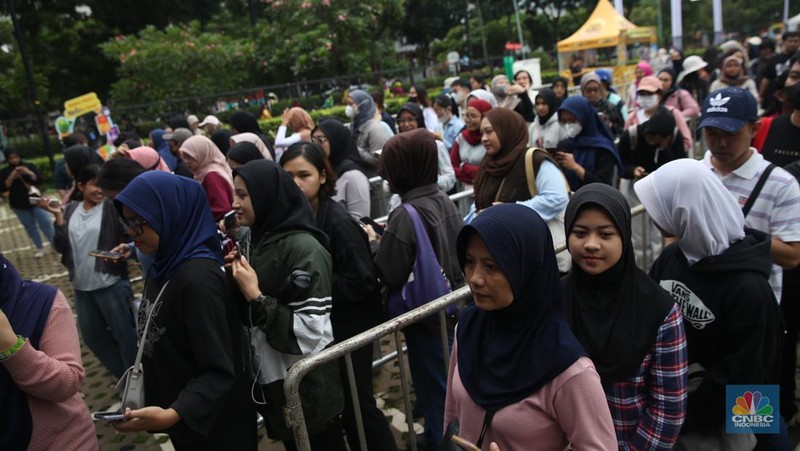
[[394, 330, 418, 451], [344, 352, 368, 451]]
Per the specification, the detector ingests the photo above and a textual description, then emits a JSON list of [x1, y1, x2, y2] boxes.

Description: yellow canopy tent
[[557, 0, 655, 65]]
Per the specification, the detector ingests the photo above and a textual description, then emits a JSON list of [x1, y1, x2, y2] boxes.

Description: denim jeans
[[11, 207, 54, 249], [404, 327, 453, 450], [73, 279, 137, 379]]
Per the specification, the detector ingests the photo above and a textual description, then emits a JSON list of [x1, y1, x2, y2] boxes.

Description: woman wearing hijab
[[581, 73, 625, 138], [395, 103, 456, 193], [490, 74, 535, 122], [274, 107, 315, 161], [178, 135, 234, 221], [226, 141, 264, 170], [466, 88, 498, 108], [210, 129, 232, 156], [470, 108, 570, 272], [634, 159, 784, 447], [229, 132, 273, 161], [227, 160, 344, 450], [445, 203, 617, 450], [346, 89, 388, 175], [0, 255, 98, 451], [562, 184, 687, 449], [118, 146, 170, 172], [112, 172, 256, 450], [658, 68, 701, 120], [555, 96, 623, 192], [551, 76, 570, 106], [367, 129, 464, 450], [63, 145, 104, 202], [709, 50, 760, 103], [626, 61, 655, 110], [150, 129, 178, 171], [227, 111, 275, 159], [0, 148, 54, 258], [312, 118, 371, 220], [278, 142, 397, 451], [450, 98, 492, 187], [528, 88, 567, 149]]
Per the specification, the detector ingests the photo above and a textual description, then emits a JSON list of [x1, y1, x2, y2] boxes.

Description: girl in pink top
[[445, 204, 616, 450], [179, 135, 234, 221], [0, 255, 98, 450]]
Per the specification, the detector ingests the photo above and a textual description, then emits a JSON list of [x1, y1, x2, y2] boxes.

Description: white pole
[[670, 0, 683, 50], [615, 0, 624, 15], [784, 0, 790, 26], [512, 0, 526, 59], [713, 0, 723, 45]]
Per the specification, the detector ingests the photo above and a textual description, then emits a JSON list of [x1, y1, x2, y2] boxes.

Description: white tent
[[788, 13, 800, 31]]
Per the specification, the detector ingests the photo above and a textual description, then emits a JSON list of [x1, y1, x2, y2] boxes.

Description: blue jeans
[[11, 207, 54, 249], [73, 279, 137, 379], [405, 328, 453, 450]]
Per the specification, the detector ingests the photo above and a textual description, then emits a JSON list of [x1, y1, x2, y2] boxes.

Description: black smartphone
[[235, 241, 244, 261], [92, 411, 125, 422], [359, 217, 385, 236], [223, 210, 238, 232], [89, 250, 124, 261]]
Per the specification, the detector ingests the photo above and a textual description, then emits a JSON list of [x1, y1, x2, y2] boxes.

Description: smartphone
[[359, 217, 385, 236], [89, 250, 124, 261], [451, 435, 481, 451], [92, 411, 125, 422], [223, 210, 238, 232], [29, 196, 42, 205], [235, 241, 244, 261]]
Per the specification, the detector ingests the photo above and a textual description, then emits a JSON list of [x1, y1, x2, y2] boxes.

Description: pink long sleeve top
[[2, 290, 98, 451], [444, 340, 617, 451]]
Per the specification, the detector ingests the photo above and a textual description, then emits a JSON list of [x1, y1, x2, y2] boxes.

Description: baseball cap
[[162, 128, 194, 144], [187, 115, 199, 125], [595, 69, 612, 85], [697, 87, 758, 133], [636, 76, 662, 93], [198, 115, 220, 127]]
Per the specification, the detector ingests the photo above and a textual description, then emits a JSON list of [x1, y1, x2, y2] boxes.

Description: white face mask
[[453, 92, 464, 105], [563, 122, 582, 138], [345, 105, 357, 119], [638, 94, 658, 110]]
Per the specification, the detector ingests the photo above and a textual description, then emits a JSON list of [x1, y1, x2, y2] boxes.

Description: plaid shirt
[[605, 304, 688, 450]]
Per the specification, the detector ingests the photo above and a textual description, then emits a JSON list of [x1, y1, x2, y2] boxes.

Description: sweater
[[444, 345, 618, 451], [648, 231, 783, 432], [355, 119, 389, 176], [141, 259, 257, 449], [528, 114, 567, 149], [332, 169, 371, 220], [662, 89, 701, 120], [201, 172, 234, 222], [2, 291, 98, 451]]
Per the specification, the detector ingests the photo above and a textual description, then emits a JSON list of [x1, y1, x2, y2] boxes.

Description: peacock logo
[[732, 391, 773, 416]]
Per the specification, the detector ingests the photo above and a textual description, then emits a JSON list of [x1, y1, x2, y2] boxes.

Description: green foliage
[[100, 23, 257, 106]]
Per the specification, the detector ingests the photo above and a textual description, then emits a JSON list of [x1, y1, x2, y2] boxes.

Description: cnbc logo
[[726, 385, 779, 434]]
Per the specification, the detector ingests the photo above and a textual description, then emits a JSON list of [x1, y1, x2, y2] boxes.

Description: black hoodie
[[649, 228, 783, 433]]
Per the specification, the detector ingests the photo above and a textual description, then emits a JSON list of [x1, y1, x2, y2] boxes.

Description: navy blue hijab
[[456, 204, 585, 412], [0, 255, 56, 450], [114, 171, 222, 284], [557, 96, 622, 190]]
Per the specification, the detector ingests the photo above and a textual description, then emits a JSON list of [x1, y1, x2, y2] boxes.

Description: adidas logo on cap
[[706, 93, 730, 113]]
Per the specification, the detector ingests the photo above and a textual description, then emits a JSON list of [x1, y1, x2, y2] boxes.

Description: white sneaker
[[33, 249, 44, 258]]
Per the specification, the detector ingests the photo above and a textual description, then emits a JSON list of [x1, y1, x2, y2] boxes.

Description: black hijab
[[377, 129, 438, 196], [227, 142, 264, 166], [658, 68, 678, 104], [397, 103, 426, 129], [456, 204, 586, 412], [233, 160, 327, 247], [211, 129, 233, 155], [551, 76, 570, 106], [535, 88, 558, 125], [563, 183, 675, 383], [314, 118, 363, 176], [227, 111, 261, 135], [63, 145, 103, 179]]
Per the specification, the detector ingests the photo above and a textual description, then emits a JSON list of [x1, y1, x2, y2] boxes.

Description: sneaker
[[33, 249, 44, 258]]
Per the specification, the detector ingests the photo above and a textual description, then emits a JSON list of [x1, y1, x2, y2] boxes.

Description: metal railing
[[282, 202, 649, 450]]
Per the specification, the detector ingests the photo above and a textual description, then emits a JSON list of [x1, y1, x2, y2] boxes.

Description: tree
[[401, 0, 464, 58]]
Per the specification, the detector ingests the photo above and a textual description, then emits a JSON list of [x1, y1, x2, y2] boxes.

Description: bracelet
[[250, 293, 266, 304], [0, 335, 26, 360]]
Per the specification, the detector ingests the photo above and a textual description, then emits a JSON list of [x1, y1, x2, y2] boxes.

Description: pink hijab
[[230, 133, 273, 160], [179, 135, 234, 191], [123, 146, 170, 172], [635, 61, 654, 86]]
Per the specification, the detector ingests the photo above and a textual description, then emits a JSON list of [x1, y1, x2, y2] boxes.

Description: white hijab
[[634, 159, 745, 265], [467, 89, 498, 108]]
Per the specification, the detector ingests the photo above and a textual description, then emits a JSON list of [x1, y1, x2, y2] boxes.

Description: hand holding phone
[[89, 250, 124, 261], [223, 210, 238, 235], [92, 411, 125, 422], [359, 217, 385, 236]]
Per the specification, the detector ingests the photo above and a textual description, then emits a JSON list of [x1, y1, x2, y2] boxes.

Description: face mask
[[786, 83, 800, 110], [638, 94, 658, 110], [408, 96, 418, 103], [563, 122, 582, 138], [453, 92, 464, 105], [345, 105, 357, 119]]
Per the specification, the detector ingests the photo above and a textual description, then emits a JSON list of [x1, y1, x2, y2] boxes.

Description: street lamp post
[[512, 0, 526, 59]]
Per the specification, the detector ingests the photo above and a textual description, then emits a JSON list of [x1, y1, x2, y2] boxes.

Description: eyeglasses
[[311, 136, 328, 145], [119, 216, 148, 236]]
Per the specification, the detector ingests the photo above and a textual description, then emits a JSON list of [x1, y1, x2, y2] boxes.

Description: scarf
[[377, 129, 438, 196], [397, 103, 426, 130], [468, 88, 498, 108], [0, 255, 56, 451], [461, 99, 493, 145], [314, 118, 364, 176], [211, 129, 233, 156], [114, 172, 223, 284], [635, 61, 654, 86], [178, 135, 234, 193], [536, 88, 558, 125], [563, 184, 675, 382], [633, 159, 745, 265], [226, 141, 264, 166], [231, 132, 272, 160], [232, 160, 327, 246], [718, 54, 749, 86], [349, 89, 377, 133], [473, 108, 529, 210], [124, 146, 170, 172], [456, 204, 585, 412], [227, 111, 262, 135], [557, 96, 622, 190], [287, 107, 314, 131], [658, 68, 679, 104], [551, 77, 570, 107]]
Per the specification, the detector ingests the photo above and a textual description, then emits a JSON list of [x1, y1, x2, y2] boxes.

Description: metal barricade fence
[[282, 200, 648, 451]]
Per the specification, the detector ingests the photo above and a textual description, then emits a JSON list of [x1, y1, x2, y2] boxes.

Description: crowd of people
[[2, 31, 800, 451]]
